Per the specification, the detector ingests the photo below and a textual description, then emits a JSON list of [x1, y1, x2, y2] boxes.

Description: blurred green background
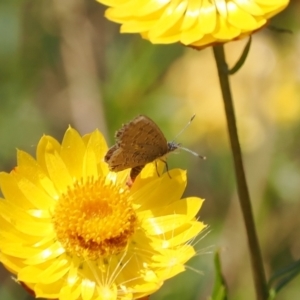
[[0, 0, 299, 299]]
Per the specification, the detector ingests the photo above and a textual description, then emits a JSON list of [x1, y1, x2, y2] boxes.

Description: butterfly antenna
[[172, 114, 196, 141], [171, 115, 206, 159], [178, 146, 206, 160]]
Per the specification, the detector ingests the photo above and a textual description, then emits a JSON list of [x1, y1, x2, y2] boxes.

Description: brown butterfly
[[105, 115, 202, 181]]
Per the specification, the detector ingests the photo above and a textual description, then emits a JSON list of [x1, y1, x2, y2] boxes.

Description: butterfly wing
[[105, 115, 169, 171], [105, 145, 153, 171]]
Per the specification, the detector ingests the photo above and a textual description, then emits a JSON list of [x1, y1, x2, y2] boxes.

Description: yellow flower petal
[[131, 168, 186, 208], [44, 150, 73, 193], [197, 0, 217, 34], [12, 172, 55, 209], [97, 0, 289, 47], [82, 130, 110, 181], [154, 245, 195, 279], [162, 221, 206, 247], [37, 135, 61, 172], [227, 1, 262, 30], [39, 259, 69, 284], [149, 0, 188, 39], [25, 243, 65, 265], [0, 172, 33, 209], [81, 278, 96, 300], [180, 0, 201, 30], [61, 127, 86, 179], [0, 126, 205, 299], [35, 280, 62, 299], [215, 0, 228, 18], [0, 251, 24, 274], [214, 15, 241, 39], [234, 0, 264, 15], [16, 150, 58, 200]]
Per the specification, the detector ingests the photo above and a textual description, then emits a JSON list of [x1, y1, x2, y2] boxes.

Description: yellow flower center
[[53, 177, 137, 260]]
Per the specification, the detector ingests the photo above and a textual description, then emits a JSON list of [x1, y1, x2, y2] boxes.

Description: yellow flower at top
[[0, 127, 205, 300], [96, 0, 289, 47]]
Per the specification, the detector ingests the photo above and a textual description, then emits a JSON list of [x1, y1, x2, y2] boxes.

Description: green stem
[[212, 44, 268, 300]]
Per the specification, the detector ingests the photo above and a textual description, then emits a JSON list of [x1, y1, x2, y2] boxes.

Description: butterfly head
[[167, 141, 180, 153], [168, 141, 206, 159]]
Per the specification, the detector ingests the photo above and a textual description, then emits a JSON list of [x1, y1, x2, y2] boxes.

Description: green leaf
[[209, 250, 228, 300], [267, 289, 276, 300], [228, 36, 252, 75], [268, 259, 300, 295]]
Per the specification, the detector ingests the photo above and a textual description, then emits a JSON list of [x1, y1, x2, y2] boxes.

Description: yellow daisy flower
[[0, 127, 205, 300], [96, 0, 289, 47]]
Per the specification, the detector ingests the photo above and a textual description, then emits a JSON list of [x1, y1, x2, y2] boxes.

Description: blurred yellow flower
[[96, 0, 289, 47], [161, 35, 300, 152], [0, 127, 205, 300]]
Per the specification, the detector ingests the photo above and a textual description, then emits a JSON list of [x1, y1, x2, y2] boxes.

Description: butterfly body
[[104, 115, 178, 176]]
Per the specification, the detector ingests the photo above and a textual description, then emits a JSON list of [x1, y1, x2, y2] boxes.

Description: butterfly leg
[[155, 161, 160, 177], [159, 159, 172, 179]]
